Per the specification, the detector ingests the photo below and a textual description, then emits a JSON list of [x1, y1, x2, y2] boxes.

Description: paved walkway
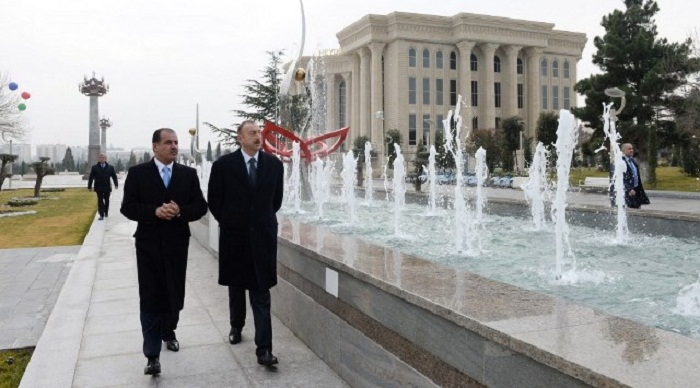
[[17, 186, 348, 388]]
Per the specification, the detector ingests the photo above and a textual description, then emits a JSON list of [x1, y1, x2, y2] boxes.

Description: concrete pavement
[[16, 186, 348, 388]]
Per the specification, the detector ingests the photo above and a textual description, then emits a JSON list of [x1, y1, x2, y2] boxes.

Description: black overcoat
[[88, 162, 118, 192], [207, 149, 284, 290], [120, 160, 208, 312]]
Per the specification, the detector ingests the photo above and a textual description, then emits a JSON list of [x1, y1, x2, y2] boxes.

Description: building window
[[563, 61, 570, 79], [436, 78, 443, 106], [471, 80, 478, 107], [495, 117, 501, 129], [409, 114, 417, 145], [436, 51, 443, 69], [541, 85, 548, 109], [423, 49, 430, 68], [423, 78, 430, 104], [517, 58, 523, 74], [470, 54, 477, 71], [494, 82, 501, 108], [517, 83, 523, 109], [423, 114, 431, 145], [552, 60, 559, 77], [409, 77, 416, 104], [338, 81, 346, 127], [409, 48, 416, 67], [552, 86, 559, 110], [450, 51, 457, 70], [472, 116, 478, 130], [564, 87, 570, 109], [541, 59, 548, 76], [494, 56, 501, 73], [436, 114, 444, 139], [450, 79, 457, 106]]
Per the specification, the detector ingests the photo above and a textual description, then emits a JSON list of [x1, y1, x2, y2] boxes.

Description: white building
[[0, 142, 31, 162], [317, 12, 586, 162]]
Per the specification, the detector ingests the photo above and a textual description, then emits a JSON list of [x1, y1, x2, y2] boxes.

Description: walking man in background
[[207, 120, 284, 367], [621, 143, 650, 209], [121, 128, 208, 376], [88, 153, 118, 220]]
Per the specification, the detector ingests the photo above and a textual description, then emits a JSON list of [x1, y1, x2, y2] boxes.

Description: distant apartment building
[[0, 142, 32, 162], [316, 11, 586, 161], [35, 144, 67, 164]]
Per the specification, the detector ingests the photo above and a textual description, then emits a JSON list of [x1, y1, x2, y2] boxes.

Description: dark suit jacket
[[88, 163, 118, 192], [622, 157, 650, 208], [208, 149, 284, 290], [120, 160, 208, 312]]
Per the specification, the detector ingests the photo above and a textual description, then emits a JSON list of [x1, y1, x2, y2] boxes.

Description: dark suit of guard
[[88, 156, 118, 219], [621, 155, 650, 208], [208, 136, 284, 366], [120, 135, 207, 375]]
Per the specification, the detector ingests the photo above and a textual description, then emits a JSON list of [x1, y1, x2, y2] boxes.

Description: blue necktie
[[162, 166, 171, 188]]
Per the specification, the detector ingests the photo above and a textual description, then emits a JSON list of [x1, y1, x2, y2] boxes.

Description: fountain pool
[[280, 198, 700, 340]]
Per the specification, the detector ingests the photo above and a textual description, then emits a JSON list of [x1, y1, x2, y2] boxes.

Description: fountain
[[391, 143, 406, 237], [552, 110, 578, 278], [426, 145, 438, 215], [603, 87, 630, 243], [363, 142, 373, 204], [521, 142, 550, 230]]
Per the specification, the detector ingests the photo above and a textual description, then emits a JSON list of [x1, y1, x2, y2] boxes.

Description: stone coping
[[277, 214, 700, 387]]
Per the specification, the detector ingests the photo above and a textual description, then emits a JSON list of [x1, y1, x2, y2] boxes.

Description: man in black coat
[[120, 128, 208, 376], [88, 153, 118, 220], [207, 120, 284, 367], [620, 143, 650, 209]]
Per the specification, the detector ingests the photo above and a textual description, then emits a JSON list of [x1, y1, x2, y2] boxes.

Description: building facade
[[319, 12, 586, 162]]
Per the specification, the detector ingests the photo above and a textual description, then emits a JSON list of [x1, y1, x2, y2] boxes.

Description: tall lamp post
[[79, 72, 109, 179], [99, 116, 112, 155]]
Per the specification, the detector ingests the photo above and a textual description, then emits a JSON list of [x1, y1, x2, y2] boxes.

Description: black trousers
[[228, 287, 272, 356], [95, 191, 110, 217], [140, 310, 180, 358]]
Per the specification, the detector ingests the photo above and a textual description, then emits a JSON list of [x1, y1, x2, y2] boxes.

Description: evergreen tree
[[62, 147, 76, 172], [467, 129, 502, 172], [412, 140, 430, 192], [116, 159, 124, 173], [215, 143, 221, 159], [500, 116, 524, 172], [434, 130, 455, 170], [142, 151, 150, 164], [536, 111, 560, 167], [206, 141, 213, 162], [573, 0, 699, 185], [127, 151, 137, 170]]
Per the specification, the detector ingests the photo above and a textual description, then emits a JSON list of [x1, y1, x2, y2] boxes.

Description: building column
[[525, 47, 543, 140], [503, 45, 521, 118], [326, 74, 337, 132], [358, 47, 371, 140], [479, 43, 498, 130], [368, 42, 386, 153], [351, 54, 361, 143], [341, 72, 351, 129], [456, 41, 475, 124]]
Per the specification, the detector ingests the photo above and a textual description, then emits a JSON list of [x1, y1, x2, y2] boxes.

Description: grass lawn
[[0, 188, 97, 249], [569, 166, 700, 192], [0, 348, 33, 388]]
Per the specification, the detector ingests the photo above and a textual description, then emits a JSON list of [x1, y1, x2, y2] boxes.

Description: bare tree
[[0, 71, 29, 143]]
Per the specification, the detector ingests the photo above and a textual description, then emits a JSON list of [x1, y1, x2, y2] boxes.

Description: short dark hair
[[237, 120, 257, 132], [152, 128, 175, 143]]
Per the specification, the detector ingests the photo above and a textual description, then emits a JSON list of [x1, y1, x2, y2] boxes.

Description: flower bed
[[7, 197, 40, 207]]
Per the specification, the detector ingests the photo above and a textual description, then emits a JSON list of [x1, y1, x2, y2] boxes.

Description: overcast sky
[[2, 0, 697, 150]]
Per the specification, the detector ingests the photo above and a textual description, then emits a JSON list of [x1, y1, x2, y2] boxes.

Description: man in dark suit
[[207, 120, 284, 367], [88, 153, 118, 220], [120, 128, 208, 376], [621, 143, 650, 209]]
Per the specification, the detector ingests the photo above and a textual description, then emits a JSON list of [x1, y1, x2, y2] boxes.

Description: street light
[[604, 87, 626, 121]]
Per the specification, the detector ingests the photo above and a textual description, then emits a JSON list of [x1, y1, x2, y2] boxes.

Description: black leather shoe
[[257, 350, 278, 366], [229, 327, 242, 344], [98, 216, 104, 220], [165, 339, 179, 352], [144, 358, 161, 375]]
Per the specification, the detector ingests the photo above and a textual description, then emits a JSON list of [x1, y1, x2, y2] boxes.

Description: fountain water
[[426, 145, 438, 215], [391, 144, 406, 237], [522, 142, 550, 230], [552, 110, 578, 278], [364, 142, 373, 204], [310, 157, 332, 219], [340, 150, 358, 224], [288, 141, 302, 213], [474, 147, 488, 227], [602, 102, 629, 243]]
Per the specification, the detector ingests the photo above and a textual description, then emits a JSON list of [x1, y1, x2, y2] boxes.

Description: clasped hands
[[156, 201, 181, 220]]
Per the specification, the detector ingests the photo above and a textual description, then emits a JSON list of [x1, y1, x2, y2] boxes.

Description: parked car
[[437, 173, 456, 185]]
